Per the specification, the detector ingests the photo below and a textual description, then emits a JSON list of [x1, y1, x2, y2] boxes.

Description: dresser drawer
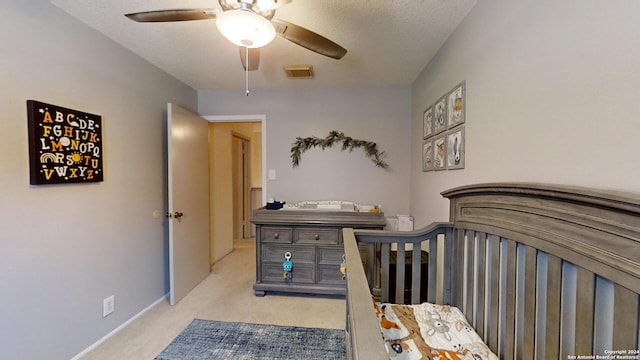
[[317, 265, 347, 286], [260, 227, 292, 243], [261, 244, 315, 264], [317, 246, 345, 266], [261, 264, 315, 284], [294, 228, 340, 245]]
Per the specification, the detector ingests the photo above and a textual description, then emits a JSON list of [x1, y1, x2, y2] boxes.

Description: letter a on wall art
[[27, 100, 104, 185]]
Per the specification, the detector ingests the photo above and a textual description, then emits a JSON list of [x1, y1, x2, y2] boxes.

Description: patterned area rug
[[155, 319, 346, 360]]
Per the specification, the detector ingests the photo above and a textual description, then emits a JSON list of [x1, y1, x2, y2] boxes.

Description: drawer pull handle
[[274, 233, 279, 239], [314, 234, 320, 240]]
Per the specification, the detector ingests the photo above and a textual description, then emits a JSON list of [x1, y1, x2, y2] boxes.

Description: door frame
[[203, 114, 267, 206]]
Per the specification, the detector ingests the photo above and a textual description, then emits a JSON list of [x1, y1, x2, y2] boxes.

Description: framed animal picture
[[446, 126, 465, 170], [423, 106, 433, 139], [422, 140, 433, 171], [433, 135, 446, 170], [433, 96, 447, 135], [447, 81, 465, 128]]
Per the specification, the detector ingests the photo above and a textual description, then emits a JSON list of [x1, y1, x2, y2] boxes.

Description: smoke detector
[[283, 65, 314, 79]]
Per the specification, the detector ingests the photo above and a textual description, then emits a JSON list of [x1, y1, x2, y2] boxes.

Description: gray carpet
[[155, 319, 346, 360]]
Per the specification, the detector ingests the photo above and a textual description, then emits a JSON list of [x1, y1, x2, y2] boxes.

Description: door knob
[[174, 212, 184, 219]]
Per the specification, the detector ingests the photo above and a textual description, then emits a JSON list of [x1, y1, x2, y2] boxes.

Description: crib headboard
[[344, 182, 640, 360], [442, 183, 640, 359]]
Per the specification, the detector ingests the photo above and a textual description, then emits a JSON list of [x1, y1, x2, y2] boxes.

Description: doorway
[[207, 118, 264, 265]]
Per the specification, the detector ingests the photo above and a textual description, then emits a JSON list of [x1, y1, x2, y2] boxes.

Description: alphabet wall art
[[27, 100, 104, 185]]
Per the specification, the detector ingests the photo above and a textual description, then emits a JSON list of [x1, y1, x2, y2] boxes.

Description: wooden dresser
[[252, 208, 385, 297]]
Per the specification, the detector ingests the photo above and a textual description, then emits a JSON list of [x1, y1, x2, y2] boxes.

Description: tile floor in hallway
[[79, 238, 346, 359]]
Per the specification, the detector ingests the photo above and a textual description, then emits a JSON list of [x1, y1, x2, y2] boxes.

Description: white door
[[167, 103, 210, 305]]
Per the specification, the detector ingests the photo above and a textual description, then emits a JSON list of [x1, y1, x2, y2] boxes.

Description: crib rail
[[352, 222, 453, 304], [343, 228, 388, 360], [344, 183, 640, 360], [343, 223, 452, 360]]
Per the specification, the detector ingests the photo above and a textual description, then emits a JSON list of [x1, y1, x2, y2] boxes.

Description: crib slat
[[521, 246, 537, 359], [593, 276, 614, 355], [560, 263, 577, 360], [395, 244, 406, 303], [574, 267, 595, 355], [445, 228, 459, 305], [465, 231, 476, 322], [613, 284, 639, 350], [545, 255, 562, 360], [443, 226, 455, 305], [380, 244, 390, 303], [503, 239, 517, 360], [428, 236, 437, 303], [488, 235, 500, 352], [456, 229, 465, 309], [476, 232, 487, 339], [411, 243, 422, 304], [365, 243, 375, 289]]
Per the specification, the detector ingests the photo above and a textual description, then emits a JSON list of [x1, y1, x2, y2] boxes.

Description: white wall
[[0, 2, 197, 359], [410, 0, 640, 226], [199, 86, 412, 215]]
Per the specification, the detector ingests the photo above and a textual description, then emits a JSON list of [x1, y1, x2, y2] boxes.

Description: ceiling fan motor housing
[[216, 6, 276, 48], [219, 0, 280, 17]]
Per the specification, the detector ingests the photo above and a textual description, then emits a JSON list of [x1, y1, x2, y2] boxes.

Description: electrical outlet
[[103, 295, 115, 317]]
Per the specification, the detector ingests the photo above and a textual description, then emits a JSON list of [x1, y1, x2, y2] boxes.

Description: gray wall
[[410, 0, 640, 225], [0, 1, 197, 359], [199, 86, 412, 216]]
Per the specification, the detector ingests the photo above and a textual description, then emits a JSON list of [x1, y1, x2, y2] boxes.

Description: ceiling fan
[[125, 0, 347, 72]]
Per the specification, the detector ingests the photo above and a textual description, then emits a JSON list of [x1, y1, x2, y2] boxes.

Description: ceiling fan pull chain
[[245, 46, 250, 96]]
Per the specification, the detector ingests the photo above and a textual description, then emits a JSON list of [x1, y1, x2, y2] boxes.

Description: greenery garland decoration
[[290, 130, 389, 169]]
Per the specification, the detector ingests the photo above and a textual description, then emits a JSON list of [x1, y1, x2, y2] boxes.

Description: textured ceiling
[[50, 0, 477, 91]]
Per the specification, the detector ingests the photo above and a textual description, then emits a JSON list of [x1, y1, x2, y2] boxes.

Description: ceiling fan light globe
[[216, 9, 276, 48]]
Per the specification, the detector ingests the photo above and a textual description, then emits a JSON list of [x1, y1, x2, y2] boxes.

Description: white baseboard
[[70, 294, 168, 360]]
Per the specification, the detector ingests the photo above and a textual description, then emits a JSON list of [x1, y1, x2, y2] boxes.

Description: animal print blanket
[[374, 301, 498, 360]]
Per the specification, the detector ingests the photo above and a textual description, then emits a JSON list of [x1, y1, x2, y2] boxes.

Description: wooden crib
[[343, 183, 640, 359]]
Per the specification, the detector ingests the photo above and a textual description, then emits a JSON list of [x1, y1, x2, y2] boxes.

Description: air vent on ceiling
[[283, 65, 314, 79]]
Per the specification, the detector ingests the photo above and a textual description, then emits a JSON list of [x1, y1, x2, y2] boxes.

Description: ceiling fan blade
[[240, 47, 261, 71], [125, 9, 217, 23], [271, 19, 347, 60]]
